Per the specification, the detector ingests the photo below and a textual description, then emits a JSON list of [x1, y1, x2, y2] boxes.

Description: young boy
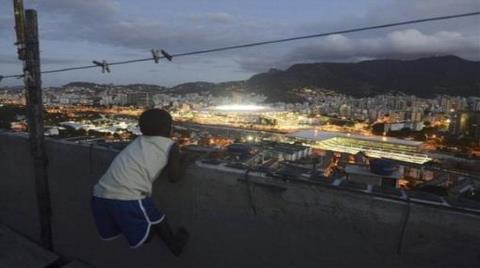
[[91, 109, 189, 256]]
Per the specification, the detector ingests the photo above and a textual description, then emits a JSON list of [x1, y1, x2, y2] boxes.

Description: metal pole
[[23, 9, 54, 251]]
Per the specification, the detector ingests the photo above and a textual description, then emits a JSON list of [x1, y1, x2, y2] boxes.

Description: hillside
[[53, 56, 480, 102], [246, 56, 480, 101], [165, 81, 245, 96]]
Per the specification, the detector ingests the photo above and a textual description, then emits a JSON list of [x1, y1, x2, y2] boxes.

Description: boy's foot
[[170, 227, 190, 257]]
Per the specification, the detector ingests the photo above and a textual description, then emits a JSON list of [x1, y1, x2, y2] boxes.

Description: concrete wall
[[1, 132, 479, 267]]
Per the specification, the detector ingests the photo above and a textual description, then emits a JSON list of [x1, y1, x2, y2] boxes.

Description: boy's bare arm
[[166, 143, 184, 183]]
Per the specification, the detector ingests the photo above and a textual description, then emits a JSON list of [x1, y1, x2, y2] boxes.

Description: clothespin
[[151, 49, 160, 63], [93, 60, 110, 73], [161, 49, 173, 61]]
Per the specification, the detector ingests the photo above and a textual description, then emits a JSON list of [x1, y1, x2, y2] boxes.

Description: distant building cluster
[[304, 89, 480, 123], [2, 84, 480, 145], [0, 89, 25, 105], [41, 86, 154, 107], [449, 111, 480, 141]]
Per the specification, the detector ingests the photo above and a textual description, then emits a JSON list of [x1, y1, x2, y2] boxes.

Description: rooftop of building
[[289, 129, 424, 147]]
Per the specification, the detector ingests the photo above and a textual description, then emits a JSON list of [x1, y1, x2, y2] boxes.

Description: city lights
[[214, 104, 268, 112]]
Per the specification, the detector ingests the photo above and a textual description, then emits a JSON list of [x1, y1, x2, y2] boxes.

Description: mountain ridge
[[53, 56, 480, 102], [246, 55, 480, 100]]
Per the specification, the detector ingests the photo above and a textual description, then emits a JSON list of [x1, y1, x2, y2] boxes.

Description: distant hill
[[63, 82, 100, 88], [60, 81, 245, 96], [62, 82, 165, 92], [167, 82, 216, 94], [57, 56, 479, 102], [165, 81, 246, 96], [246, 56, 480, 101]]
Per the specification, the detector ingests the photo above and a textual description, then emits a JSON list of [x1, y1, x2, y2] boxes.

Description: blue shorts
[[91, 196, 165, 248]]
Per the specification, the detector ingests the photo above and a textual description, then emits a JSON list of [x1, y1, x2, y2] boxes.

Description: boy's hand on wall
[[180, 153, 196, 166]]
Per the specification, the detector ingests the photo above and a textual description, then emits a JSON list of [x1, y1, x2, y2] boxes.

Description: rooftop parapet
[[0, 131, 479, 267]]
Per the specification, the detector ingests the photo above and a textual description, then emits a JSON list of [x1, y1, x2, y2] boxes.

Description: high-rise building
[[450, 112, 470, 135], [470, 97, 480, 112], [409, 110, 423, 122], [449, 112, 480, 141], [126, 92, 152, 107]]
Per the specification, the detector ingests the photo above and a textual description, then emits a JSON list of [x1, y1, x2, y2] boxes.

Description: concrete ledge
[[1, 132, 480, 267]]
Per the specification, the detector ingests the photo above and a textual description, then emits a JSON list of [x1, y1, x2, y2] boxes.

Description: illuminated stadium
[[190, 104, 308, 130], [208, 104, 279, 113], [289, 130, 431, 164]]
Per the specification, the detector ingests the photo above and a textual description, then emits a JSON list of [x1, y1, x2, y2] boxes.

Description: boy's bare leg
[[152, 218, 189, 256]]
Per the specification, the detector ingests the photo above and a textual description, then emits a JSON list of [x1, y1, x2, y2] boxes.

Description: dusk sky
[[0, 0, 479, 87]]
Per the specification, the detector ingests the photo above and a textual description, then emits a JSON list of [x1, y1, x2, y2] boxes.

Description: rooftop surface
[[289, 129, 424, 147], [288, 129, 431, 164]]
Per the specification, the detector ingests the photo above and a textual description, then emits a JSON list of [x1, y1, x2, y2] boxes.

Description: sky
[[0, 0, 479, 87]]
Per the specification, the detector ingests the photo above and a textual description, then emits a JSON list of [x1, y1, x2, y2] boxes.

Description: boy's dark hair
[[139, 109, 172, 136]]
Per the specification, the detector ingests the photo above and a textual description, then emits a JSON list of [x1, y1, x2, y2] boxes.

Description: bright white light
[[247, 135, 254, 141], [214, 104, 267, 111]]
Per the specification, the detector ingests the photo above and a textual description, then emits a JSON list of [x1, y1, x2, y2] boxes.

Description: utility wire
[[1, 11, 479, 80]]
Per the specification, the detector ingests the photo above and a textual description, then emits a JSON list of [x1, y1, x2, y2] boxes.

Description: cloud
[[386, 30, 475, 56], [207, 12, 235, 24], [39, 0, 118, 22], [236, 29, 480, 72], [32, 1, 258, 53], [0, 54, 19, 64], [20, 0, 480, 63], [1, 0, 479, 86], [0, 53, 85, 65], [202, 12, 235, 24], [0, 16, 11, 32], [384, 0, 479, 17], [42, 58, 85, 65], [296, 0, 480, 40]]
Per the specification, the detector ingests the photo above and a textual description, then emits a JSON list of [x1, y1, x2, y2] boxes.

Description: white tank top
[[93, 136, 174, 200]]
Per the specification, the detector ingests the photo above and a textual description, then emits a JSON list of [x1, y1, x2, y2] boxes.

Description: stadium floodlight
[[214, 104, 267, 111]]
